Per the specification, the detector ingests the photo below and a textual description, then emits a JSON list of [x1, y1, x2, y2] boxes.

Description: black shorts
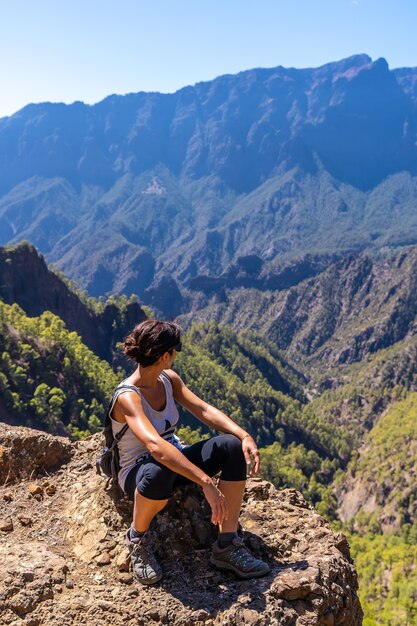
[[123, 434, 247, 501]]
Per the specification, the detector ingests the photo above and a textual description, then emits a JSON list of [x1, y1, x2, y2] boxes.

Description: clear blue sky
[[1, 0, 416, 118]]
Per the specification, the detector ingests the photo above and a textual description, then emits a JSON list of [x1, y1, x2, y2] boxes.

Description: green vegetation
[[175, 322, 296, 445], [260, 441, 339, 518], [0, 300, 118, 437], [338, 393, 417, 537], [176, 425, 210, 445], [328, 390, 417, 626], [355, 392, 417, 495], [348, 531, 417, 625]]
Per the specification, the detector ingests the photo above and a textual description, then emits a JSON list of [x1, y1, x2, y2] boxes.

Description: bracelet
[[241, 434, 251, 441]]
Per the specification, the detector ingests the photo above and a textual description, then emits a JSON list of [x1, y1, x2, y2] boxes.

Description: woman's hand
[[242, 435, 260, 476], [202, 481, 228, 526]]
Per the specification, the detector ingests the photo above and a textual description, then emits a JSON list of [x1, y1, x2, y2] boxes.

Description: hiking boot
[[125, 529, 162, 585], [210, 536, 271, 579]]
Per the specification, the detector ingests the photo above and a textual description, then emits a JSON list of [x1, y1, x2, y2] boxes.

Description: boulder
[[0, 427, 363, 625], [0, 423, 72, 484]]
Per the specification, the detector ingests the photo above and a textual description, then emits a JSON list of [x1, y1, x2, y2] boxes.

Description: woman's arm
[[166, 369, 260, 474], [115, 391, 228, 524]]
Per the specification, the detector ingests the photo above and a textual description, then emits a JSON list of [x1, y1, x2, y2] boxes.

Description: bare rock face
[[0, 423, 72, 484], [0, 428, 363, 625]]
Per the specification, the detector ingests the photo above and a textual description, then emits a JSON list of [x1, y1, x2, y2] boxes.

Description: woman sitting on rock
[[110, 319, 270, 585]]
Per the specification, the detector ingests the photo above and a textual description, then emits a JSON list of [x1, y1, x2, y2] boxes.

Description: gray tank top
[[109, 371, 183, 490]]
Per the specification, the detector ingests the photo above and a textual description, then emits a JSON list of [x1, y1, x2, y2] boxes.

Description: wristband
[[241, 434, 251, 441]]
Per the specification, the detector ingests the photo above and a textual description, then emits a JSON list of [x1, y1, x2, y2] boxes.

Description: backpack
[[95, 384, 136, 480]]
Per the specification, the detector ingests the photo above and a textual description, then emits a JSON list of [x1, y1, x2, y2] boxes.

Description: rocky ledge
[[0, 424, 363, 626]]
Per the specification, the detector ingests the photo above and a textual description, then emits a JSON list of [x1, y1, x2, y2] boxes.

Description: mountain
[[0, 242, 351, 519], [336, 392, 417, 533], [0, 242, 146, 363], [0, 297, 118, 436], [180, 245, 417, 373], [1, 55, 417, 310]]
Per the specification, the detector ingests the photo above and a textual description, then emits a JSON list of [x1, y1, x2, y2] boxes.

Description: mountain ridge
[[0, 242, 146, 362], [180, 245, 417, 373], [2, 54, 417, 304]]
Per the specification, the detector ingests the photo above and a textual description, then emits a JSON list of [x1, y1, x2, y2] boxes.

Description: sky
[[1, 0, 416, 118]]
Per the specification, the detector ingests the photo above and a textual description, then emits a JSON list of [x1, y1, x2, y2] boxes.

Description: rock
[[96, 552, 111, 566], [0, 517, 13, 532], [190, 608, 210, 621], [270, 566, 321, 601], [241, 609, 260, 624], [117, 573, 133, 584], [0, 426, 363, 626], [2, 491, 13, 501], [116, 549, 130, 572], [72, 594, 92, 610], [184, 495, 200, 512], [77, 462, 93, 472], [17, 515, 32, 527], [28, 484, 43, 497], [8, 591, 38, 615], [44, 484, 56, 496], [0, 424, 72, 484]]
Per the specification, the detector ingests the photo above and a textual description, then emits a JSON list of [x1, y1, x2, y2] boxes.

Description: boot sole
[[132, 570, 163, 585], [210, 555, 271, 579]]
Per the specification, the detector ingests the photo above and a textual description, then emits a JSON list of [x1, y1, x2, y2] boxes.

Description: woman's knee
[[218, 434, 247, 481], [222, 434, 245, 458], [136, 462, 177, 500]]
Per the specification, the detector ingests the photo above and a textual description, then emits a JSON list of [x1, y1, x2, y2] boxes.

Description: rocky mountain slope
[[1, 55, 417, 305], [0, 242, 146, 363], [0, 423, 363, 626], [336, 392, 417, 533], [181, 245, 417, 373]]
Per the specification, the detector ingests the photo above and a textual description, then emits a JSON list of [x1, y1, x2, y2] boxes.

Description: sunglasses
[[163, 341, 182, 354]]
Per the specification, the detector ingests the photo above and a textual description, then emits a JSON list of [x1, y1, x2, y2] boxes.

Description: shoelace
[[228, 538, 257, 568], [132, 542, 159, 575]]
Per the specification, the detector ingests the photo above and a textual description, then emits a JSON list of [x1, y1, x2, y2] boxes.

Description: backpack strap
[[105, 384, 142, 444], [107, 375, 173, 444]]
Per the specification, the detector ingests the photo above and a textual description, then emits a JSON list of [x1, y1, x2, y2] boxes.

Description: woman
[[110, 319, 270, 585]]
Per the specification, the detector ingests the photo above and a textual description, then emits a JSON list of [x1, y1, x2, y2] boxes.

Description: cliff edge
[[0, 424, 363, 625]]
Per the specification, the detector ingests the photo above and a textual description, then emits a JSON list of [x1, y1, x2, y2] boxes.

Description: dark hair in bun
[[124, 319, 182, 367]]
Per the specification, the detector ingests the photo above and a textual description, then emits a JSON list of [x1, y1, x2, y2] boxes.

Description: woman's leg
[[179, 434, 247, 525], [125, 459, 178, 585], [180, 435, 270, 578], [217, 479, 245, 533], [133, 491, 168, 532], [132, 458, 178, 529]]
